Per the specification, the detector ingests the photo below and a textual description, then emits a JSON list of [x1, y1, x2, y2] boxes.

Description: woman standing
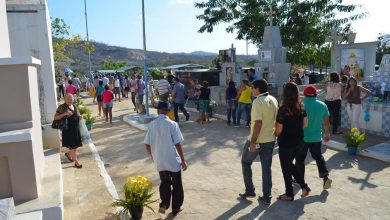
[[325, 72, 343, 134], [54, 94, 83, 168], [130, 75, 138, 111], [94, 80, 104, 116], [275, 82, 311, 201], [343, 77, 371, 129], [124, 75, 130, 98], [197, 81, 211, 124], [226, 81, 238, 125], [102, 85, 114, 124], [236, 80, 252, 127]]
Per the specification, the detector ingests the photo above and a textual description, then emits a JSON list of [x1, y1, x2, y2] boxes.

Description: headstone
[[7, 0, 60, 148], [255, 26, 291, 88], [219, 45, 245, 86]]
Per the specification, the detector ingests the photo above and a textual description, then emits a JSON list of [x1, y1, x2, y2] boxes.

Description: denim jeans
[[325, 99, 341, 133], [227, 99, 238, 124], [241, 140, 275, 201], [159, 171, 184, 213], [173, 102, 189, 122], [295, 142, 329, 178], [237, 102, 251, 126]]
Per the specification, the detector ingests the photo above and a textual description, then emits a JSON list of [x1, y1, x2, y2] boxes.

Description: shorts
[[137, 94, 144, 104], [114, 87, 121, 94], [103, 102, 113, 108], [199, 99, 209, 113], [97, 95, 103, 102]]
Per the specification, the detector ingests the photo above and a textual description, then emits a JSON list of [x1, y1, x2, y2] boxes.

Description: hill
[[66, 41, 257, 72]]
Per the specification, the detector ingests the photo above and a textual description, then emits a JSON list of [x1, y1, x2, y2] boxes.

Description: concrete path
[[70, 97, 390, 219]]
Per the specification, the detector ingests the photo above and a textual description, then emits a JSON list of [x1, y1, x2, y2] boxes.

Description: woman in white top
[[325, 72, 343, 134]]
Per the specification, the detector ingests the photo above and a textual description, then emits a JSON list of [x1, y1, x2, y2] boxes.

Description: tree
[[195, 0, 366, 66], [376, 34, 390, 65], [99, 59, 127, 70]]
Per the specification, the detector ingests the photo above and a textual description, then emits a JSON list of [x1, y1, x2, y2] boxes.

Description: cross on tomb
[[326, 29, 342, 50], [267, 0, 275, 26]]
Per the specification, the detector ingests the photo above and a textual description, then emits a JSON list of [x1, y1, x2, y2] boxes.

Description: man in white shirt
[[144, 102, 187, 217], [73, 74, 82, 94], [114, 75, 121, 102], [102, 75, 109, 86], [156, 76, 171, 102]]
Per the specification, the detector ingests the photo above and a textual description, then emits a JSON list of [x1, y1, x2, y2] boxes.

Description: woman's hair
[[99, 80, 103, 86], [347, 77, 357, 89], [104, 85, 109, 90], [137, 75, 142, 80], [281, 82, 304, 115], [227, 81, 236, 95], [242, 79, 249, 86], [68, 80, 73, 85], [329, 72, 340, 83], [202, 81, 209, 88]]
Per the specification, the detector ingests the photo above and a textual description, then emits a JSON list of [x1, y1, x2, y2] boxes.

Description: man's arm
[[145, 144, 154, 162], [322, 117, 331, 142], [175, 143, 187, 171], [249, 120, 262, 152]]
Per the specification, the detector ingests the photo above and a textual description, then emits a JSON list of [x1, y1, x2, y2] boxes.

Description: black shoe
[[186, 115, 190, 121], [172, 207, 184, 217], [238, 192, 256, 198], [74, 163, 83, 169], [258, 196, 271, 205]]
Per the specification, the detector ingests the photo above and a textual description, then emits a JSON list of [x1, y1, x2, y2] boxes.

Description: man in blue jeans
[[172, 77, 190, 123], [239, 79, 278, 205]]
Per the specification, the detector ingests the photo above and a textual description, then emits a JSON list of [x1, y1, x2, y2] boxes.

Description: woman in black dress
[[275, 82, 310, 201], [54, 94, 83, 168]]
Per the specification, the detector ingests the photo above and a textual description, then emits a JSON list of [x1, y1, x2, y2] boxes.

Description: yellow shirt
[[249, 93, 278, 143], [238, 86, 252, 104]]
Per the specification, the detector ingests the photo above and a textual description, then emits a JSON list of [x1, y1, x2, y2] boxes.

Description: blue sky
[[47, 0, 390, 55]]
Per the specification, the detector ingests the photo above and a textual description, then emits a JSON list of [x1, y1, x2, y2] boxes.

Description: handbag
[[51, 118, 68, 130]]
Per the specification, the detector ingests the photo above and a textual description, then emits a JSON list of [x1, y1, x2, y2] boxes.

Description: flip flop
[[65, 153, 73, 162]]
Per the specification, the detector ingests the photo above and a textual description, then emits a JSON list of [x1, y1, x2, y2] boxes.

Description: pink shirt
[[102, 90, 114, 103], [65, 85, 77, 95]]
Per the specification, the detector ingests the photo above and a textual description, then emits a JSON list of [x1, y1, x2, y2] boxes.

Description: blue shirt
[[173, 82, 186, 104], [144, 115, 184, 172]]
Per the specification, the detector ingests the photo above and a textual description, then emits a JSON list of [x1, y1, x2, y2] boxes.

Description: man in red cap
[[295, 85, 332, 190]]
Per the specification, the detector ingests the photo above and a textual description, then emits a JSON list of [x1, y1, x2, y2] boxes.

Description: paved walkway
[[65, 97, 390, 219]]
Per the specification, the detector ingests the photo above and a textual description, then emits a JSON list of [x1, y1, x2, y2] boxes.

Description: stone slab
[[15, 148, 63, 220], [0, 197, 15, 220], [15, 210, 42, 220]]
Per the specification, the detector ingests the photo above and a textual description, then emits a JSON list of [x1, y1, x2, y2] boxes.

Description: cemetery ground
[[62, 97, 390, 220]]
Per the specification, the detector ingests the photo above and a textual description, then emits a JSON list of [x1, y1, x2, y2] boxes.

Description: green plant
[[79, 106, 90, 116], [83, 113, 96, 125], [74, 97, 84, 108], [344, 127, 366, 148], [112, 176, 157, 217]]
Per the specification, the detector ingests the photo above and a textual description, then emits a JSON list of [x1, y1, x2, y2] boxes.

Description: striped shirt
[[157, 79, 170, 95]]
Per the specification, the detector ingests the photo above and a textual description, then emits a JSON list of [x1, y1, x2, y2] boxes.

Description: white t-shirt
[[157, 79, 170, 95], [114, 79, 120, 87], [102, 77, 109, 86], [144, 115, 184, 172]]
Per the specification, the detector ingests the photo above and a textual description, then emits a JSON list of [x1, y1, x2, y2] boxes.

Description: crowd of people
[[55, 69, 371, 216]]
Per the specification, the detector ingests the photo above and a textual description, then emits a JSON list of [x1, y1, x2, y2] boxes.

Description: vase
[[347, 146, 358, 155], [129, 206, 144, 220], [86, 124, 92, 131]]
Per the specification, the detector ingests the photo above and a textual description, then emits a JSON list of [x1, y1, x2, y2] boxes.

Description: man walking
[[295, 85, 332, 190], [156, 75, 171, 102], [144, 102, 187, 217], [172, 77, 190, 122], [239, 79, 278, 205]]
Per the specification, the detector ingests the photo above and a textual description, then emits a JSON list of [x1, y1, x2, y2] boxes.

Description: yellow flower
[[351, 128, 358, 133]]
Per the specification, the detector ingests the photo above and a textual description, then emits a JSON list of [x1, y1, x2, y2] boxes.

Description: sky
[[47, 0, 390, 55]]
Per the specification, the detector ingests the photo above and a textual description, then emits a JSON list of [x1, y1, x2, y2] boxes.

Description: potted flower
[[112, 176, 157, 220], [83, 113, 96, 131], [344, 127, 366, 155]]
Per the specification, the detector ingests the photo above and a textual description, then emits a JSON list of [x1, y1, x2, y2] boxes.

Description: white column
[[0, 0, 11, 58]]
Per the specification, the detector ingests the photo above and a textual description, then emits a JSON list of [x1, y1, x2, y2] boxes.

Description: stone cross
[[267, 1, 275, 26], [326, 29, 342, 50]]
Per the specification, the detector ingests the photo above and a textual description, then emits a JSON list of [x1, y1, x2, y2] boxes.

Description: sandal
[[74, 163, 83, 169], [65, 153, 73, 162], [277, 194, 293, 201], [301, 186, 311, 198]]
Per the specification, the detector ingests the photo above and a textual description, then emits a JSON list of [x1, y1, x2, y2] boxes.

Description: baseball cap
[[304, 85, 317, 97]]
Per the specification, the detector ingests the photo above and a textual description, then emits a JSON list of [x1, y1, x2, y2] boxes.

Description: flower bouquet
[[344, 127, 366, 155], [112, 176, 157, 220]]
